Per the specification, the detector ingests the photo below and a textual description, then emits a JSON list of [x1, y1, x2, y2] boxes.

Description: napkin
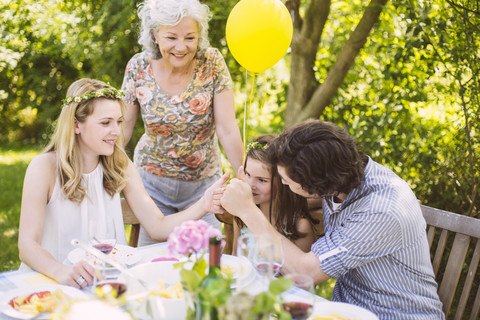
[[24, 273, 58, 285]]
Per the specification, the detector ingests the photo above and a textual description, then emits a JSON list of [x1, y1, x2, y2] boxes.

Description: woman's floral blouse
[[122, 48, 233, 181]]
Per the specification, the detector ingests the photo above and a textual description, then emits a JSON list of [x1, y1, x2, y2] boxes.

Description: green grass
[[315, 278, 336, 299], [0, 145, 40, 272]]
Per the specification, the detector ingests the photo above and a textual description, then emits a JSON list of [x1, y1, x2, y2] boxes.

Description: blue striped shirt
[[311, 157, 444, 319]]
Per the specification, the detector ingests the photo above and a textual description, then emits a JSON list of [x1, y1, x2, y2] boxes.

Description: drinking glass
[[88, 214, 117, 255], [282, 273, 315, 320], [271, 235, 284, 276], [88, 214, 119, 290], [93, 264, 127, 298], [236, 233, 275, 291]]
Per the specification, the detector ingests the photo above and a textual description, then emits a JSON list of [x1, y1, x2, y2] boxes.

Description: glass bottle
[[197, 236, 231, 320]]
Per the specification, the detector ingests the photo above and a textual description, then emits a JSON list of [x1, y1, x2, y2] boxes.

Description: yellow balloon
[[226, 0, 293, 73]]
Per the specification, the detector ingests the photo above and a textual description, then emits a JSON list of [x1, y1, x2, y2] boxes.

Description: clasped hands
[[212, 166, 257, 218]]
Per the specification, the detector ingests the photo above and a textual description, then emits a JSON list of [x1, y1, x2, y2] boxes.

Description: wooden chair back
[[215, 212, 234, 255], [121, 198, 140, 247], [420, 205, 480, 320]]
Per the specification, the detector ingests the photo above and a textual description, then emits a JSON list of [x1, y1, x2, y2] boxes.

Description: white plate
[[220, 254, 255, 288], [0, 284, 89, 319], [309, 301, 378, 320], [123, 261, 186, 320], [68, 244, 141, 266]]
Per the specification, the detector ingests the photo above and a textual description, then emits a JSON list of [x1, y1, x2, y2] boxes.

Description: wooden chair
[[420, 205, 480, 320], [215, 212, 234, 255], [121, 198, 140, 247]]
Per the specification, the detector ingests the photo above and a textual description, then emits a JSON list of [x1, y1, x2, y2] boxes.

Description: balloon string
[[242, 70, 247, 162], [242, 70, 256, 162], [257, 74, 269, 110]]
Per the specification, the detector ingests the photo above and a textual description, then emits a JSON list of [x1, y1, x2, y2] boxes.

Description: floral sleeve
[[210, 48, 233, 94], [121, 54, 141, 105]]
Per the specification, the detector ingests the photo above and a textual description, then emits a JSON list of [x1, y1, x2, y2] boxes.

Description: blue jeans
[[136, 167, 222, 246]]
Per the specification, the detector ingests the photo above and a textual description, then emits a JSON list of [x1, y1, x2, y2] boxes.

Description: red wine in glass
[[283, 301, 313, 320], [255, 262, 282, 276], [93, 243, 114, 255], [272, 262, 282, 276]]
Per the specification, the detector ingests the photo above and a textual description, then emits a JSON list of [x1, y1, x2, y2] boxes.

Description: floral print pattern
[[122, 48, 233, 181]]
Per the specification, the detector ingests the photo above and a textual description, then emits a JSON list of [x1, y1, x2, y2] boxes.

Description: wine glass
[[88, 214, 118, 287], [282, 273, 315, 320], [236, 233, 276, 291], [88, 214, 117, 255], [271, 235, 284, 277]]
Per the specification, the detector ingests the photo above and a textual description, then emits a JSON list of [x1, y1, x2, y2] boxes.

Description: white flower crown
[[246, 141, 268, 154], [62, 88, 125, 107]]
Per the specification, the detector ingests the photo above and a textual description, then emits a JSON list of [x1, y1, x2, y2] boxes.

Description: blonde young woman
[[18, 78, 229, 288]]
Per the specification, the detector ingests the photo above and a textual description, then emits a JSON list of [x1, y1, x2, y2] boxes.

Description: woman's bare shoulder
[[27, 152, 56, 175]]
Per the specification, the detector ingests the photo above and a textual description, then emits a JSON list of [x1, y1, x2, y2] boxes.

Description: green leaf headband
[[62, 88, 125, 107], [246, 141, 268, 154]]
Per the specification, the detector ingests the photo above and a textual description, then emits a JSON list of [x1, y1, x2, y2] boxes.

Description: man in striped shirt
[[220, 120, 444, 319]]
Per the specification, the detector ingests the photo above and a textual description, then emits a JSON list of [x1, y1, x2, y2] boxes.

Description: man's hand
[[220, 166, 257, 218]]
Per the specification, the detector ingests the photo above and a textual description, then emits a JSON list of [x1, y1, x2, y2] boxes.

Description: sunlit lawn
[[0, 145, 40, 272]]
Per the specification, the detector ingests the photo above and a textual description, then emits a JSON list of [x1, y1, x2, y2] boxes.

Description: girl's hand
[[202, 171, 230, 212], [211, 189, 226, 214], [54, 261, 95, 288]]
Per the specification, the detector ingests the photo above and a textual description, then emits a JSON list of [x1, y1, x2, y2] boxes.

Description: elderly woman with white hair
[[121, 0, 243, 246]]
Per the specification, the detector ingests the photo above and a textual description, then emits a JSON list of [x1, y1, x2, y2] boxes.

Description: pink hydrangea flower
[[167, 220, 223, 257]]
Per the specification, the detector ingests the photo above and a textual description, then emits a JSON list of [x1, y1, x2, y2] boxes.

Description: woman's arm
[[293, 218, 317, 253], [123, 161, 229, 241], [213, 89, 244, 173], [123, 101, 140, 145], [18, 153, 94, 288]]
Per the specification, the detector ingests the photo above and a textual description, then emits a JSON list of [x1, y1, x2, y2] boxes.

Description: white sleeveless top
[[39, 164, 127, 264]]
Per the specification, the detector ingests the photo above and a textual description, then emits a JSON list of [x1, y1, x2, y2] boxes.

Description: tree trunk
[[285, 0, 331, 127], [285, 0, 389, 127]]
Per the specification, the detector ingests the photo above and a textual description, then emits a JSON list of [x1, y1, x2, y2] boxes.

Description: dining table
[[0, 242, 328, 320]]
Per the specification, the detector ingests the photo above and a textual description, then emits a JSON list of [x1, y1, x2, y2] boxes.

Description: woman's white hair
[[137, 0, 211, 59]]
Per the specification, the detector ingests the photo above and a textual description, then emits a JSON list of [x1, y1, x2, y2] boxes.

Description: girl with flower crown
[[231, 135, 318, 253], [18, 78, 229, 288]]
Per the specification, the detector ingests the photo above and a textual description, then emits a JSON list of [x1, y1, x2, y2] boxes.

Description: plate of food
[[0, 284, 89, 319], [219, 254, 255, 288], [68, 244, 142, 266], [309, 301, 378, 320], [122, 261, 186, 320]]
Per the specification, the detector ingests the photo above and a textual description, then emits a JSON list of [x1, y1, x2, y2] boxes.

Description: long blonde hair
[[44, 78, 129, 202]]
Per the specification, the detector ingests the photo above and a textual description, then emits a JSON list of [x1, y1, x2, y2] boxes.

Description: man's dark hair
[[267, 120, 367, 197]]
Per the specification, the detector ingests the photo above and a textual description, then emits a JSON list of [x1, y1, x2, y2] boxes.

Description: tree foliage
[[281, 0, 479, 216]]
